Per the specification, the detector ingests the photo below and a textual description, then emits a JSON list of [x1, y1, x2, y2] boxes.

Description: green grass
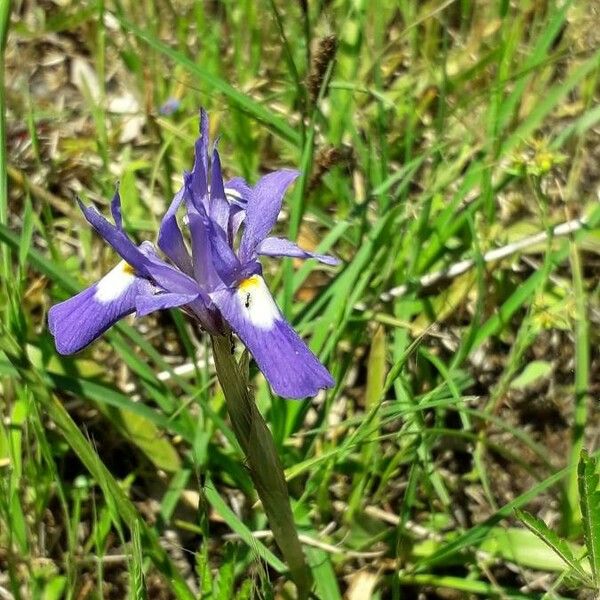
[[3, 0, 600, 598]]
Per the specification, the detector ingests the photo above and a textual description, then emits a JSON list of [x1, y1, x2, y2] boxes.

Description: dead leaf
[[345, 571, 378, 600]]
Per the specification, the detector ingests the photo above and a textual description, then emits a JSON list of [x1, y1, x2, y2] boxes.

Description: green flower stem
[[211, 334, 312, 598]]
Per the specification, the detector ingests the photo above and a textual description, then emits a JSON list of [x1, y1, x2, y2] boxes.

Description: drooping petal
[[157, 185, 193, 275], [78, 198, 151, 277], [209, 146, 229, 232], [257, 236, 340, 266], [210, 275, 334, 399], [49, 261, 152, 354], [239, 169, 299, 263]]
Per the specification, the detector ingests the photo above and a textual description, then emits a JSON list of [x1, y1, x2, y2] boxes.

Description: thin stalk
[[211, 335, 312, 599], [0, 0, 10, 282]]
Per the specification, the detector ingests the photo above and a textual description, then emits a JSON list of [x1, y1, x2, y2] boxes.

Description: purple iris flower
[[159, 97, 181, 116], [49, 110, 339, 399]]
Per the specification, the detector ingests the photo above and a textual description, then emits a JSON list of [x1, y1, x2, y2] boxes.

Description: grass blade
[[0, 0, 9, 282], [1, 335, 196, 600], [564, 242, 590, 532], [578, 450, 600, 585], [112, 13, 301, 147], [202, 478, 287, 573], [415, 461, 575, 571]]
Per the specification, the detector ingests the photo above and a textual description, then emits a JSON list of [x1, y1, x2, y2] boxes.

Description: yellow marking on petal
[[122, 262, 136, 275], [238, 275, 261, 292]]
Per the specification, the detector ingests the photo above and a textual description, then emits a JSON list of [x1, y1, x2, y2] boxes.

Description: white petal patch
[[224, 186, 243, 202], [94, 261, 136, 304], [237, 275, 280, 330]]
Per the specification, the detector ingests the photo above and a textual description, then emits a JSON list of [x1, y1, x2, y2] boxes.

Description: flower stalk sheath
[[212, 335, 312, 597]]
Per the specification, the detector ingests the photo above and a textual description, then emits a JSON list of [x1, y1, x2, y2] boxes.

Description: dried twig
[[8, 164, 74, 216], [355, 216, 588, 312], [222, 528, 384, 558]]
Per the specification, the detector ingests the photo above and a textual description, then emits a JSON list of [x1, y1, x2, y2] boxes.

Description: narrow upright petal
[[209, 147, 229, 232], [49, 261, 152, 354], [239, 169, 299, 263], [78, 198, 151, 277], [211, 275, 334, 399], [224, 177, 250, 243], [157, 185, 193, 275], [187, 207, 220, 290], [110, 187, 123, 229], [206, 219, 243, 286], [190, 109, 210, 211], [257, 236, 340, 266], [227, 205, 245, 246], [183, 173, 221, 290]]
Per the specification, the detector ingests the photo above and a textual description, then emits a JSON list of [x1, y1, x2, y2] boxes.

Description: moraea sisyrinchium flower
[[49, 110, 339, 398]]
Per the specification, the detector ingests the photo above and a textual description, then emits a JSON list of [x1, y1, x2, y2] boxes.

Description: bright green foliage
[[579, 450, 600, 586], [512, 450, 600, 593], [515, 510, 591, 585], [510, 360, 553, 390]]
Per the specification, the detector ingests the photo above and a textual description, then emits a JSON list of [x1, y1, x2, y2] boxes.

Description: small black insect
[[245, 293, 251, 308]]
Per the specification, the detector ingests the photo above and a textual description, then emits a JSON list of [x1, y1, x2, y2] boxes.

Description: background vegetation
[[2, 0, 600, 597]]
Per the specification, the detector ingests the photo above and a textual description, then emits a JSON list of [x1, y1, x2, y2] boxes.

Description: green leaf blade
[[578, 450, 600, 584], [515, 509, 590, 584]]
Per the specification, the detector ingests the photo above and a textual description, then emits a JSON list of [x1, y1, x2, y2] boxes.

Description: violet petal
[[78, 199, 151, 277], [211, 276, 334, 399], [257, 236, 340, 266], [49, 263, 152, 354], [135, 291, 200, 317], [209, 146, 230, 232], [239, 169, 299, 263], [157, 185, 193, 275]]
